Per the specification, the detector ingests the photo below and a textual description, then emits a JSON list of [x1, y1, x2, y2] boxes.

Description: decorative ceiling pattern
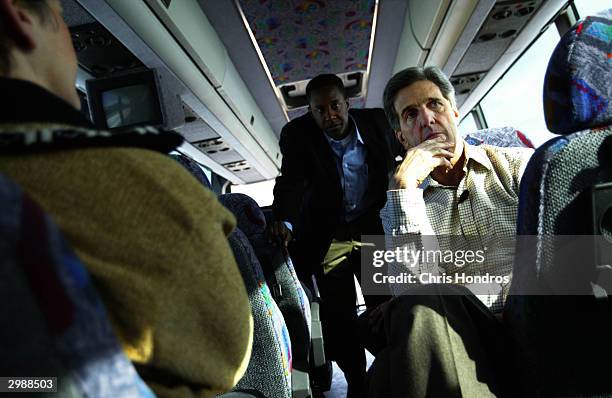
[[238, 0, 376, 86]]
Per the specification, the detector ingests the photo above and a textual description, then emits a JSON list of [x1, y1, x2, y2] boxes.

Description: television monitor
[[86, 69, 164, 130]]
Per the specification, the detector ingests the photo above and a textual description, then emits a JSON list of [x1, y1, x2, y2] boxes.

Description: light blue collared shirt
[[325, 118, 369, 222]]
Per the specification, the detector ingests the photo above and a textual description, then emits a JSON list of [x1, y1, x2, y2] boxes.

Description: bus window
[[200, 165, 213, 187], [479, 25, 560, 147], [230, 180, 276, 207], [573, 0, 611, 19], [457, 113, 478, 137]]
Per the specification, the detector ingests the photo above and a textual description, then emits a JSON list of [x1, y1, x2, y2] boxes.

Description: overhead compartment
[[102, 0, 281, 180], [393, 0, 480, 74], [455, 0, 568, 115], [393, 0, 451, 72]]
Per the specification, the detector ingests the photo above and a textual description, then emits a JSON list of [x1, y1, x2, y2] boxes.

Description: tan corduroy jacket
[[0, 123, 253, 397]]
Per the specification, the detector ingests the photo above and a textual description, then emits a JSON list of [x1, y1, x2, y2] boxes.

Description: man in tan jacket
[[0, 1, 252, 396]]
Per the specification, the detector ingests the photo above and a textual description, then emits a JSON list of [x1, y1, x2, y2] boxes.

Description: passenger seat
[[169, 153, 213, 189], [222, 193, 317, 397], [0, 173, 155, 397], [464, 126, 535, 148], [505, 9, 612, 396], [219, 196, 293, 398], [260, 207, 332, 396]]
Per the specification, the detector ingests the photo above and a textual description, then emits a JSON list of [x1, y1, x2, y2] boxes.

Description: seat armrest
[[291, 368, 311, 398], [310, 300, 326, 368]]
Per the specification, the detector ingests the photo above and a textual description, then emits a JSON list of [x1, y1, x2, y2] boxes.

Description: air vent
[[193, 138, 231, 155], [500, 29, 517, 39], [452, 0, 544, 78], [516, 6, 535, 17], [473, 0, 541, 43], [224, 160, 252, 172], [478, 33, 497, 42], [493, 9, 512, 20], [450, 73, 486, 96], [71, 23, 144, 78]]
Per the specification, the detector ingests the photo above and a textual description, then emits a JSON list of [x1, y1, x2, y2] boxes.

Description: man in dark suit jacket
[[270, 74, 397, 396]]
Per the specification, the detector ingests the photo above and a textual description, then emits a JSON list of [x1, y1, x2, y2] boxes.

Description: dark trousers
[[318, 240, 389, 390]]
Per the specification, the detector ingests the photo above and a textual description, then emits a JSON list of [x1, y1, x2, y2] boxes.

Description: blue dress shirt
[[325, 118, 369, 222]]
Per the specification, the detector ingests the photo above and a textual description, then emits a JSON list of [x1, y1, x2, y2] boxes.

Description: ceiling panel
[[238, 0, 376, 85], [451, 0, 543, 80]]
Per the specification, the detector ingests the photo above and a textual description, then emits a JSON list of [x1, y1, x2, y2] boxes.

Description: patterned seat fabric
[[464, 126, 535, 148], [224, 227, 292, 398], [0, 173, 154, 397], [505, 9, 612, 395], [171, 158, 294, 396], [260, 208, 312, 329], [169, 153, 212, 189], [221, 194, 312, 372]]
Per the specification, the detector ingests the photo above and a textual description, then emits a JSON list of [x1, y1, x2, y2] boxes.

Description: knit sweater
[[0, 78, 253, 397]]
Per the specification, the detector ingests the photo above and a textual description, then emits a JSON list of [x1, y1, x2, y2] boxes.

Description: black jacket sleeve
[[272, 121, 308, 225]]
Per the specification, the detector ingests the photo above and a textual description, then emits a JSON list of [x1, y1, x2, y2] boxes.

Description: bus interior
[[10, 0, 612, 396]]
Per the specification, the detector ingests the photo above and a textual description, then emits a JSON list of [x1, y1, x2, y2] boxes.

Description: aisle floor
[[324, 351, 374, 398]]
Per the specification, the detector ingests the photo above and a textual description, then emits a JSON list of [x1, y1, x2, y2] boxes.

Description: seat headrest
[[219, 193, 266, 238], [543, 8, 612, 135], [170, 153, 212, 189], [464, 126, 534, 148]]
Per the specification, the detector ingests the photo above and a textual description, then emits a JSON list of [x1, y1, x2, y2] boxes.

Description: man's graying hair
[[0, 0, 54, 74], [383, 66, 456, 131]]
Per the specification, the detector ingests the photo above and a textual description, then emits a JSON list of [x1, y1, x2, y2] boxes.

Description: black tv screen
[[102, 84, 158, 128], [87, 70, 164, 130]]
